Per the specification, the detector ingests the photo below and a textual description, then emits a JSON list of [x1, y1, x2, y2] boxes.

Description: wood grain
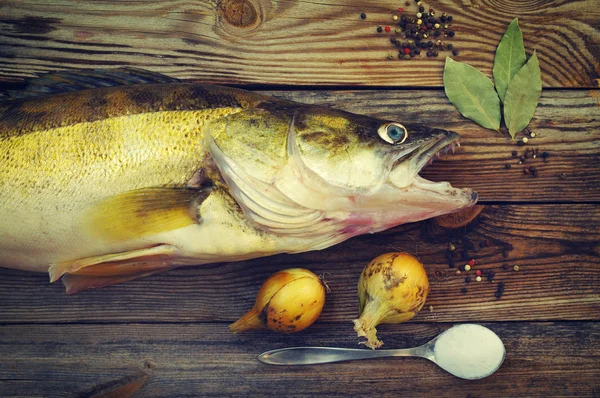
[[1, 322, 599, 397], [264, 89, 600, 202], [1, 204, 598, 324], [0, 0, 598, 87]]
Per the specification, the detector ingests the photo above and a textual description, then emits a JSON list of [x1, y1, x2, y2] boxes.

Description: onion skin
[[229, 268, 326, 334], [353, 252, 429, 349]]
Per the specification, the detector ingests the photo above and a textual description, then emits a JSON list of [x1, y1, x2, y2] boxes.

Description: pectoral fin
[[49, 244, 178, 282], [84, 187, 210, 242]]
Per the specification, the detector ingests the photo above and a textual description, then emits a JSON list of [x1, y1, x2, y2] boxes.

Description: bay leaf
[[493, 18, 526, 103], [443, 57, 501, 131], [504, 51, 542, 139]]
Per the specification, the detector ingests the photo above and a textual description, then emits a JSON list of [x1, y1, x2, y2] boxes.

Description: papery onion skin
[[229, 268, 326, 334], [353, 252, 429, 349]]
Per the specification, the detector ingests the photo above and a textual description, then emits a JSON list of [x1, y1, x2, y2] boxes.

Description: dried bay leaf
[[504, 51, 542, 139], [443, 57, 501, 131], [493, 18, 526, 103]]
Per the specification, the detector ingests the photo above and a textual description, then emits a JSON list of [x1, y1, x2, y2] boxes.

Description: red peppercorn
[[475, 270, 482, 277], [468, 259, 475, 267], [403, 47, 410, 54], [398, 7, 404, 12], [385, 26, 391, 32]]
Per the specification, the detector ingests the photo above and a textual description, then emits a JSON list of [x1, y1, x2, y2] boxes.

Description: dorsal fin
[[0, 67, 180, 101]]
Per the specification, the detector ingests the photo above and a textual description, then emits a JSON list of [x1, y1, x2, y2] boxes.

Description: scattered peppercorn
[[513, 265, 520, 271], [487, 271, 495, 281], [468, 259, 475, 267], [404, 54, 411, 60], [475, 269, 482, 277], [377, 26, 383, 33], [505, 163, 512, 170], [512, 150, 518, 156], [461, 287, 468, 294], [426, 50, 433, 57], [476, 276, 482, 282], [530, 131, 536, 138], [465, 276, 471, 283], [361, 13, 367, 19], [385, 26, 391, 32], [464, 264, 471, 271], [517, 140, 524, 147], [522, 137, 529, 144], [432, 50, 439, 56], [502, 263, 510, 270], [448, 30, 455, 37], [452, 49, 459, 56], [419, 6, 425, 12]]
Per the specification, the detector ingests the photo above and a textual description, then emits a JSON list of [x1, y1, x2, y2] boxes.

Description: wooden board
[[1, 204, 598, 325], [1, 322, 599, 397], [0, 0, 599, 87]]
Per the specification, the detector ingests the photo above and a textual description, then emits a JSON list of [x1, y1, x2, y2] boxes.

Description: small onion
[[229, 268, 327, 334], [353, 252, 429, 349]]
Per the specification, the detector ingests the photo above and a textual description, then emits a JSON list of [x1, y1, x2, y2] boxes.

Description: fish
[[0, 68, 477, 293]]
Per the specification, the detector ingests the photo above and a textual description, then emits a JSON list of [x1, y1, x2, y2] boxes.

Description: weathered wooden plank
[[0, 204, 598, 324], [0, 0, 598, 87], [265, 89, 600, 202], [0, 322, 598, 397]]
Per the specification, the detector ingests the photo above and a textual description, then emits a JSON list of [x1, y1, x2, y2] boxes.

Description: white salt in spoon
[[259, 324, 505, 380]]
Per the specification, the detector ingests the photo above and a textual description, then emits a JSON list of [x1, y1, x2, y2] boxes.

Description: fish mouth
[[413, 130, 461, 174]]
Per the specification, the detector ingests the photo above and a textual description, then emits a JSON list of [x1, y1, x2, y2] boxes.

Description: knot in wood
[[219, 0, 259, 28]]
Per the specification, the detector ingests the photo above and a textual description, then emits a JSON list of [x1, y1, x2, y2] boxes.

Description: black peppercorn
[[448, 30, 455, 37], [517, 140, 524, 146], [434, 30, 441, 37], [421, 42, 428, 49], [495, 291, 502, 298], [505, 163, 511, 170], [512, 150, 518, 156], [377, 26, 383, 33], [432, 50, 439, 56], [426, 50, 433, 57], [465, 276, 471, 283], [414, 49, 421, 55], [440, 16, 447, 23], [487, 271, 495, 281], [461, 287, 468, 294], [419, 6, 425, 12], [452, 49, 459, 56], [447, 43, 453, 50], [427, 41, 434, 47], [447, 16, 453, 22], [360, 13, 366, 19], [542, 151, 549, 158]]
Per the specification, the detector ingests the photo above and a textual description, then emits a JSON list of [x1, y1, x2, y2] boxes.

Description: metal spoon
[[259, 324, 505, 380]]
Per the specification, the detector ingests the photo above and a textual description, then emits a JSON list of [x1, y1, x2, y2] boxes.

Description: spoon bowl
[[259, 323, 505, 380]]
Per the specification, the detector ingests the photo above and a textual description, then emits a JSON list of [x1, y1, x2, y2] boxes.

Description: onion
[[353, 252, 429, 349], [229, 268, 327, 334]]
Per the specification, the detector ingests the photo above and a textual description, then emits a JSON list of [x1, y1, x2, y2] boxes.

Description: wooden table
[[1, 0, 599, 396]]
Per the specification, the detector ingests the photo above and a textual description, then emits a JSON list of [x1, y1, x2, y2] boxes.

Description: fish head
[[206, 100, 476, 248]]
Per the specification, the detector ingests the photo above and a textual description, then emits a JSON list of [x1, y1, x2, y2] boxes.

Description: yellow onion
[[229, 268, 327, 334], [353, 252, 429, 349]]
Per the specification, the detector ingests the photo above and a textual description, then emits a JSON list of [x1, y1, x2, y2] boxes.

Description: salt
[[433, 324, 505, 380]]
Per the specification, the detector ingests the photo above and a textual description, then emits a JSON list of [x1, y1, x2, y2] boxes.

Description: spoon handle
[[258, 346, 426, 365]]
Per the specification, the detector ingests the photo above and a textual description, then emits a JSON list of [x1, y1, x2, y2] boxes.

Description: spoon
[[259, 324, 505, 380]]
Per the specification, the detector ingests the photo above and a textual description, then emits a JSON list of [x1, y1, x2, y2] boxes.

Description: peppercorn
[[440, 16, 447, 23], [386, 54, 395, 60], [505, 163, 511, 170], [475, 269, 482, 277], [447, 16, 453, 22], [432, 50, 439, 56], [426, 50, 432, 57], [522, 137, 529, 144], [495, 291, 502, 298], [418, 6, 425, 12], [360, 13, 367, 19], [517, 140, 524, 147], [498, 282, 505, 291], [512, 150, 518, 156], [502, 263, 510, 270], [452, 50, 459, 56], [513, 265, 520, 271], [487, 271, 495, 281], [476, 276, 482, 282], [403, 47, 410, 54], [427, 41, 434, 47], [416, 12, 422, 18], [377, 26, 383, 33], [465, 276, 471, 283], [448, 30, 455, 37], [385, 26, 391, 32], [464, 264, 471, 272], [434, 23, 440, 29], [433, 30, 441, 37], [414, 49, 421, 55], [420, 42, 428, 49], [461, 287, 468, 294], [542, 151, 549, 158], [447, 43, 453, 50], [468, 259, 475, 267]]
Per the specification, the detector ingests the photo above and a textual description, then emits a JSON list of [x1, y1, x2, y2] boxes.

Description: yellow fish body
[[0, 69, 476, 293]]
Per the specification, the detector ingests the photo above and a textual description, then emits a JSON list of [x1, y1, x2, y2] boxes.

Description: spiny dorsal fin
[[0, 68, 179, 101]]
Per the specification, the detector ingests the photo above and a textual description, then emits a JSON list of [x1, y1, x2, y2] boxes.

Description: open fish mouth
[[414, 131, 461, 173]]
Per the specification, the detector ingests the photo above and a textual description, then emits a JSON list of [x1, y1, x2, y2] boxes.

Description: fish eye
[[378, 123, 408, 144]]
